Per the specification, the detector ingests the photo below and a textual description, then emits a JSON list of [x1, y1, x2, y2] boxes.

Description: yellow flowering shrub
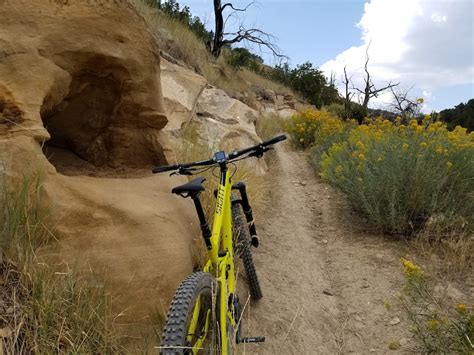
[[286, 109, 349, 149], [400, 257, 424, 281], [399, 259, 474, 353], [318, 117, 474, 234]]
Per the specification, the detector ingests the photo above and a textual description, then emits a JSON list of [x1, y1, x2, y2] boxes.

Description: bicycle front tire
[[160, 272, 217, 354]]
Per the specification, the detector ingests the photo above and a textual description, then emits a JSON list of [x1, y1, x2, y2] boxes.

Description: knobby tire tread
[[232, 202, 263, 300], [160, 272, 215, 354]]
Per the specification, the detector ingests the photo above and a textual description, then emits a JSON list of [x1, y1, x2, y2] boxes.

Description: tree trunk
[[212, 0, 224, 57]]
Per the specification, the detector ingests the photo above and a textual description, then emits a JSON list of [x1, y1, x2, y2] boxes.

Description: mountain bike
[[152, 134, 287, 354]]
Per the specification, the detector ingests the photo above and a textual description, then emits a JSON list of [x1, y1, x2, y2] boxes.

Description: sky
[[180, 0, 474, 112]]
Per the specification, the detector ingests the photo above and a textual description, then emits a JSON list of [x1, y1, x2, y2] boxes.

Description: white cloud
[[431, 13, 447, 23], [321, 0, 474, 109]]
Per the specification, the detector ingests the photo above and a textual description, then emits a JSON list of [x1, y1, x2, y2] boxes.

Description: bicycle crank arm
[[239, 336, 265, 343]]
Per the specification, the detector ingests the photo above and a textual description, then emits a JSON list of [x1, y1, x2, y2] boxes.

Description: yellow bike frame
[[189, 168, 236, 354]]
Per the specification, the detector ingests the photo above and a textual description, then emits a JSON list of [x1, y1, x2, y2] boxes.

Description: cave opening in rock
[[42, 72, 119, 176], [40, 56, 166, 177]]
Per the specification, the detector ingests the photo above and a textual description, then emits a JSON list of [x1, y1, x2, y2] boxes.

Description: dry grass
[[256, 114, 289, 166], [129, 0, 211, 71], [124, 308, 165, 353], [239, 68, 295, 96], [129, 0, 294, 102], [411, 227, 473, 278], [0, 173, 120, 353], [256, 114, 287, 140]]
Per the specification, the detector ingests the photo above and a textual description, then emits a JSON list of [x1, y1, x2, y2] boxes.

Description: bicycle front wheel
[[232, 202, 263, 300], [160, 272, 218, 354]]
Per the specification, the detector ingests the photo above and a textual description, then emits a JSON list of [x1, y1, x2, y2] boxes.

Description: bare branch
[[351, 43, 400, 110], [389, 85, 421, 123], [210, 0, 284, 59], [371, 82, 399, 95], [222, 1, 255, 27], [221, 27, 286, 58], [221, 2, 254, 12], [342, 66, 354, 120]]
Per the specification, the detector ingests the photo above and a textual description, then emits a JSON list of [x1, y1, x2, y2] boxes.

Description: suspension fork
[[231, 182, 259, 247]]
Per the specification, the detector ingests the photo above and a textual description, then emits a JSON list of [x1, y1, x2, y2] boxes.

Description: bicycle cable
[[189, 163, 218, 176], [229, 162, 238, 178]]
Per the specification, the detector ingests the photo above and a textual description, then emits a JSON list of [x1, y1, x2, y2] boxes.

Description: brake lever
[[248, 146, 272, 158], [170, 167, 196, 176]]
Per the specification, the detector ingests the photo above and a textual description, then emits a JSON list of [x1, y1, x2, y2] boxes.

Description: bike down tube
[[209, 166, 236, 354], [209, 167, 231, 264]]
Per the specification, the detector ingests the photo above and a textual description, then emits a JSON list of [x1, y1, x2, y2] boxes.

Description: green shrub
[[227, 47, 264, 72], [268, 62, 339, 108], [323, 103, 345, 119], [319, 119, 474, 234], [439, 99, 474, 132]]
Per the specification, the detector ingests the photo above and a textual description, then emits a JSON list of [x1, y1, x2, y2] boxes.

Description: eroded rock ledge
[[0, 0, 171, 174]]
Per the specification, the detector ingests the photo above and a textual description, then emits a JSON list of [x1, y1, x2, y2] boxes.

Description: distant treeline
[[144, 0, 473, 130], [438, 99, 474, 132]]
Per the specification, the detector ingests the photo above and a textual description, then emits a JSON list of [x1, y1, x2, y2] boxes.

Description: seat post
[[191, 193, 212, 250]]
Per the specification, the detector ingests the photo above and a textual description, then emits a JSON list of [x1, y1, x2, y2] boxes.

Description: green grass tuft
[[0, 173, 120, 353]]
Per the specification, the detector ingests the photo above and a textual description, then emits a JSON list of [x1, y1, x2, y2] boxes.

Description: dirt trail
[[243, 142, 411, 354]]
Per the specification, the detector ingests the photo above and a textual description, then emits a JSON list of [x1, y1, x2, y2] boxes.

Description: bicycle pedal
[[251, 236, 259, 248], [239, 336, 265, 343]]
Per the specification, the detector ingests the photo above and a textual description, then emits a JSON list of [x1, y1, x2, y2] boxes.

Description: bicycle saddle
[[172, 177, 206, 197]]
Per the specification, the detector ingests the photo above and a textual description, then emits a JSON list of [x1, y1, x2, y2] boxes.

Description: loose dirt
[[240, 142, 412, 354]]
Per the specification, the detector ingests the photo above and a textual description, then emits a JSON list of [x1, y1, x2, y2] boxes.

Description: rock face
[[1, 0, 171, 168], [255, 89, 312, 119], [0, 0, 197, 330], [160, 59, 267, 173], [161, 58, 207, 133], [194, 87, 261, 149]]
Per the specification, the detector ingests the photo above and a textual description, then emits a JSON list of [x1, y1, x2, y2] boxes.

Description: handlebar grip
[[262, 134, 287, 146], [152, 164, 179, 174]]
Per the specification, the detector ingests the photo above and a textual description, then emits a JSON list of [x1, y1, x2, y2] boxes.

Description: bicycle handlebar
[[151, 164, 180, 174], [263, 134, 287, 146], [228, 134, 287, 159], [152, 134, 287, 174]]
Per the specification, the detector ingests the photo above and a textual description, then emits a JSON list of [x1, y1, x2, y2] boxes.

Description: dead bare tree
[[389, 86, 423, 123], [342, 66, 354, 120], [210, 1, 283, 58], [353, 46, 399, 111]]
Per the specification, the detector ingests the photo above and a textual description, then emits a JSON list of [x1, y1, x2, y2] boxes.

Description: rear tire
[[232, 202, 263, 300], [160, 272, 217, 354]]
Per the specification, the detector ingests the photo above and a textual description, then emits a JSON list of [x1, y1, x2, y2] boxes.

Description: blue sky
[[180, 0, 473, 112]]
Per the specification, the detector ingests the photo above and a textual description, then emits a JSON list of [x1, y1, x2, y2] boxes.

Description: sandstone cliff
[[0, 0, 196, 330]]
